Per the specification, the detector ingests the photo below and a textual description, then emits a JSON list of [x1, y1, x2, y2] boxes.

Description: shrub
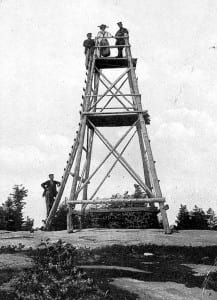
[[13, 240, 112, 300]]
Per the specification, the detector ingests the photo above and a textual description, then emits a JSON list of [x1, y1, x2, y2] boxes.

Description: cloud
[[148, 107, 217, 221]]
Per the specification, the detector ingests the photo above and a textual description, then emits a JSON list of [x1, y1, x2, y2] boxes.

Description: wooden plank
[[86, 112, 150, 127], [95, 58, 137, 69], [72, 207, 159, 214], [67, 197, 165, 205]]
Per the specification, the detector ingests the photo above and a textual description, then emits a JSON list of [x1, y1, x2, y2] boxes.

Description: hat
[[98, 24, 109, 28], [117, 21, 122, 25], [49, 173, 54, 176]]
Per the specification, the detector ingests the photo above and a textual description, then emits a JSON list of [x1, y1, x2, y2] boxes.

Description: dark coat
[[83, 39, 95, 54], [115, 27, 129, 45], [41, 180, 60, 197]]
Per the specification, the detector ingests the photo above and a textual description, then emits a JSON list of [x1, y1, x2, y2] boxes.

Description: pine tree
[[176, 204, 191, 229], [1, 185, 29, 231], [190, 205, 208, 229]]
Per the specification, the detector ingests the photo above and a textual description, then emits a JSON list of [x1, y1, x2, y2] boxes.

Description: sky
[[1, 0, 217, 227]]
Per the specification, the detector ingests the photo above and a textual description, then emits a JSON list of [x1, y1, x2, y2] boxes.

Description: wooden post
[[45, 126, 80, 230], [82, 71, 99, 201], [125, 37, 170, 234], [67, 54, 96, 233]]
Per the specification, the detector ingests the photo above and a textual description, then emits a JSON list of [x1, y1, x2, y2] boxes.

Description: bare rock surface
[[0, 229, 217, 249], [0, 229, 217, 299], [111, 278, 209, 300]]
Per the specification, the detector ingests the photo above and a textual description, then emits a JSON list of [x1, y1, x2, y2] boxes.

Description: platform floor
[[95, 57, 137, 69], [85, 111, 150, 127]]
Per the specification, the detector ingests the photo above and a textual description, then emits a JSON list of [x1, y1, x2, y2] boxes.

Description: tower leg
[[68, 116, 87, 233], [125, 39, 170, 233], [139, 116, 170, 233]]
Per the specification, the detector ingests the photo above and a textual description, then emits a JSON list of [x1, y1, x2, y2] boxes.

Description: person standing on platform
[[115, 22, 128, 58], [41, 174, 61, 217], [83, 33, 95, 69], [97, 24, 112, 57]]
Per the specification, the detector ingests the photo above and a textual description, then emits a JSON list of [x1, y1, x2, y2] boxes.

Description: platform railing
[[94, 34, 130, 58]]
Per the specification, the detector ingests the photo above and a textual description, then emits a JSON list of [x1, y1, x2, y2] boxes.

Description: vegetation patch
[[1, 240, 217, 299]]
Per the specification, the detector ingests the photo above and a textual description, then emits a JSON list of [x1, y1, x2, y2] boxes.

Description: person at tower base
[[97, 24, 112, 57], [83, 33, 95, 69], [115, 22, 129, 58], [41, 174, 61, 217]]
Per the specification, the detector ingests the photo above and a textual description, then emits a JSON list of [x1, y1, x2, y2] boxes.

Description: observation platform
[[95, 57, 137, 69], [83, 111, 150, 128]]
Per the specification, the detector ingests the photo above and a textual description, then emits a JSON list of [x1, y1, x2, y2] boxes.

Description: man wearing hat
[[41, 174, 61, 217], [83, 33, 95, 69], [115, 22, 128, 58], [97, 24, 112, 57]]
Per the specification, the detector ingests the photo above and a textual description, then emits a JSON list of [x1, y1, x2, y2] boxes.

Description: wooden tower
[[45, 35, 170, 233]]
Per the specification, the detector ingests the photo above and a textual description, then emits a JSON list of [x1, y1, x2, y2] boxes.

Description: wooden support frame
[[99, 77, 129, 112], [76, 121, 137, 196], [125, 37, 170, 234], [95, 67, 133, 107], [88, 68, 130, 110], [88, 120, 154, 197], [81, 129, 137, 214], [98, 76, 130, 111], [47, 35, 170, 235], [68, 197, 165, 205]]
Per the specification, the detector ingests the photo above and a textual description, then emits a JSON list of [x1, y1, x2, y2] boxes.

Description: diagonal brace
[[89, 121, 154, 197], [96, 67, 133, 107], [75, 121, 138, 196], [99, 76, 130, 111], [88, 68, 130, 110]]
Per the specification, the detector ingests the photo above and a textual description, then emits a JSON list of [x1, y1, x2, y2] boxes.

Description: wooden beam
[[125, 37, 170, 234], [73, 207, 159, 214], [45, 126, 81, 230], [67, 55, 96, 232], [76, 121, 137, 195], [95, 67, 133, 107], [89, 120, 154, 197], [98, 76, 130, 111], [88, 68, 130, 110], [82, 72, 100, 201], [89, 130, 136, 201], [99, 77, 129, 112], [68, 197, 165, 205]]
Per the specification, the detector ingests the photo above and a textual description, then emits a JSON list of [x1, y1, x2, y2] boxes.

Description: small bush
[[13, 240, 112, 300]]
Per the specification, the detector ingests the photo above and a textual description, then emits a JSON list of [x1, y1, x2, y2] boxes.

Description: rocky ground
[[0, 229, 217, 299]]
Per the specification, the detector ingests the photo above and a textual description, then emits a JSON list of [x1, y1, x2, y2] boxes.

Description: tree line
[[0, 185, 216, 231]]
